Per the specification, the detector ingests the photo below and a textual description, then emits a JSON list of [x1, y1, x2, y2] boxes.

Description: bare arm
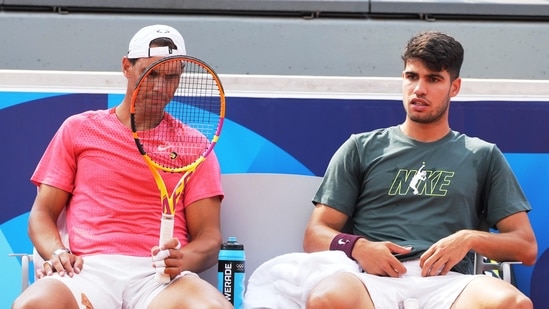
[[29, 184, 83, 277], [474, 211, 537, 264], [419, 211, 537, 276], [303, 203, 412, 277], [182, 196, 224, 272], [28, 184, 70, 261], [303, 204, 349, 252], [158, 196, 223, 278]]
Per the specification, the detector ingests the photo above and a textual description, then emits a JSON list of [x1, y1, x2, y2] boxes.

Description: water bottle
[[218, 236, 246, 309]]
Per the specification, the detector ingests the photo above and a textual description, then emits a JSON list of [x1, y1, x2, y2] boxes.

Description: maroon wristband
[[329, 233, 364, 260]]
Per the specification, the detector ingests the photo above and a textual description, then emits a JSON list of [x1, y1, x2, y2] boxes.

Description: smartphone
[[393, 247, 422, 261]]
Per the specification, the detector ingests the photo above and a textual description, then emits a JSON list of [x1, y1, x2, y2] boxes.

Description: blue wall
[[2, 90, 548, 307]]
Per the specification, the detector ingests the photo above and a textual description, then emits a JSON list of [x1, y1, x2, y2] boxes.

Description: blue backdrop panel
[[1, 92, 548, 307]]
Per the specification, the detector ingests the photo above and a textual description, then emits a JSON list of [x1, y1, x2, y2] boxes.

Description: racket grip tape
[[155, 213, 175, 283]]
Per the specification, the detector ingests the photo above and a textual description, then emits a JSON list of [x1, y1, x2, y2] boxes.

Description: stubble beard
[[408, 97, 450, 124]]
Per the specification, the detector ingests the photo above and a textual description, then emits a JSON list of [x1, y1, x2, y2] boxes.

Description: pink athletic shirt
[[31, 108, 224, 257]]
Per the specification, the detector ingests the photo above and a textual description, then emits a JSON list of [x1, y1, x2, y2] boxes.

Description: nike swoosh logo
[[338, 238, 349, 245], [157, 145, 171, 151]]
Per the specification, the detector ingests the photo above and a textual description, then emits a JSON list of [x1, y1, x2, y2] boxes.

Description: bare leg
[[452, 276, 533, 309], [12, 279, 80, 309], [306, 272, 375, 309], [148, 275, 232, 309]]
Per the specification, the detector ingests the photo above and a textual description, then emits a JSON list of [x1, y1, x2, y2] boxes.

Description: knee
[[491, 287, 533, 309], [213, 299, 234, 309], [12, 295, 59, 309], [12, 296, 37, 309], [306, 272, 371, 309], [11, 297, 23, 309], [306, 288, 339, 309], [306, 283, 362, 309], [205, 300, 233, 309], [194, 296, 233, 309], [307, 289, 369, 309], [504, 293, 533, 309]]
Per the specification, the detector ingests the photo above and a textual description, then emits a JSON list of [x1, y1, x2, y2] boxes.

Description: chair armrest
[[473, 252, 522, 283], [9, 253, 33, 292], [501, 261, 522, 283]]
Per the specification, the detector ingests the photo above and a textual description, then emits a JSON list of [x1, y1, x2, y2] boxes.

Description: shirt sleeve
[[483, 145, 531, 227], [313, 134, 363, 217], [31, 115, 79, 193]]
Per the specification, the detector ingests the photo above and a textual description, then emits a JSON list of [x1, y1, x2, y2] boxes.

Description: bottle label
[[218, 260, 245, 308]]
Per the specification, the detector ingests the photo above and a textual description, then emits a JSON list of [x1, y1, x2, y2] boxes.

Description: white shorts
[[353, 259, 479, 309], [39, 254, 197, 309], [244, 251, 480, 309]]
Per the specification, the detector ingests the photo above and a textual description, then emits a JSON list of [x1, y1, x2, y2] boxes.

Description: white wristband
[[52, 248, 71, 258]]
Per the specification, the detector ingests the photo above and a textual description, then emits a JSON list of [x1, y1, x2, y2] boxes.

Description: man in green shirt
[[303, 31, 537, 308]]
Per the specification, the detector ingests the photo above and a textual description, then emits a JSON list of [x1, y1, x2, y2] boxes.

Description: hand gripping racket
[[130, 55, 225, 283]]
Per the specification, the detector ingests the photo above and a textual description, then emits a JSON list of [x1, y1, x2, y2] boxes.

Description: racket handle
[[155, 213, 175, 283]]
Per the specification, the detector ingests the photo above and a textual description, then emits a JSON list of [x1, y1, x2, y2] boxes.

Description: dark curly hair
[[402, 31, 464, 81]]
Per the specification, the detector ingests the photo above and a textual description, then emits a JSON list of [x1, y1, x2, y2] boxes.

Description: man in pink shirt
[[12, 24, 231, 309]]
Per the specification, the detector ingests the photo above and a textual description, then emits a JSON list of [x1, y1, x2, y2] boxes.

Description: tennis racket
[[130, 55, 225, 283]]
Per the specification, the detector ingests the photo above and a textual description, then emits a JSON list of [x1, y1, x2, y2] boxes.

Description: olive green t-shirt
[[313, 126, 531, 273]]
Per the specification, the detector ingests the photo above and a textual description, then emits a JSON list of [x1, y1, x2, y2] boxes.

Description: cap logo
[[156, 29, 170, 34]]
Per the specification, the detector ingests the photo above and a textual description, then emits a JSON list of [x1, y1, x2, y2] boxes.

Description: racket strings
[[134, 58, 223, 171]]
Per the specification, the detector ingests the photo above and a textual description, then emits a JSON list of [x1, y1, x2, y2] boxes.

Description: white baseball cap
[[127, 24, 186, 59]]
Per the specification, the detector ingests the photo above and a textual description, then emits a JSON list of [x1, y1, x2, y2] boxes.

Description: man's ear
[[122, 57, 132, 78], [450, 77, 461, 98]]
